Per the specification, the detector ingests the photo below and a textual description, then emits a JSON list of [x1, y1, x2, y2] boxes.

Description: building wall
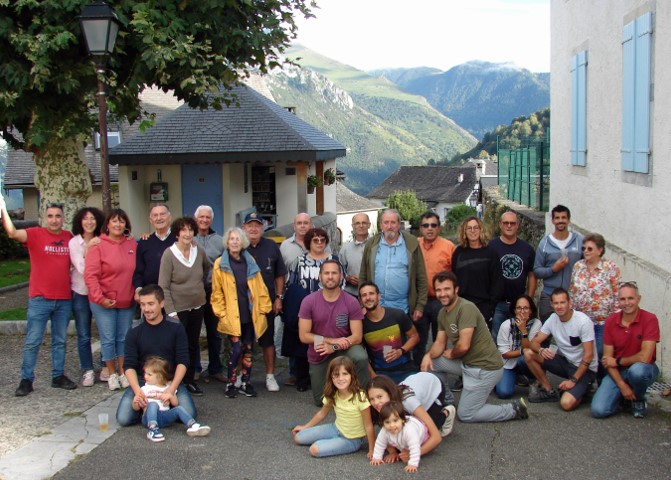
[[222, 163, 252, 229], [551, 0, 671, 373]]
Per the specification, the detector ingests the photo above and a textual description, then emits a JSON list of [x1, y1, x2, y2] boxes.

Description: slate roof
[[109, 83, 346, 165], [336, 182, 380, 213], [367, 165, 477, 204]]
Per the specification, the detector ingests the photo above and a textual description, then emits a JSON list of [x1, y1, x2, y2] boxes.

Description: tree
[[443, 204, 476, 237], [0, 0, 314, 220], [385, 190, 427, 229]]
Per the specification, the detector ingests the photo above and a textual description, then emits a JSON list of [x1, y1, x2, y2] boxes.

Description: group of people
[[1, 195, 663, 460]]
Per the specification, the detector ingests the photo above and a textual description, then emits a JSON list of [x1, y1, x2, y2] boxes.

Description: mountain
[[373, 61, 550, 139], [261, 46, 476, 195]]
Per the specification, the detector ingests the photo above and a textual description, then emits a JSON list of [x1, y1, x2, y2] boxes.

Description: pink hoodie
[[84, 234, 137, 308]]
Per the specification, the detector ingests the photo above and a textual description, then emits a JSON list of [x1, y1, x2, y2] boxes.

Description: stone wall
[[482, 186, 546, 248]]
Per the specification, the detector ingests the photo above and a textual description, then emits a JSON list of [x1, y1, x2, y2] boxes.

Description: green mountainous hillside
[[372, 61, 550, 139], [265, 46, 476, 195]]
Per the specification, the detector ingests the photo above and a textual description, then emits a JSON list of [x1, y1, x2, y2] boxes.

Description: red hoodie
[[84, 234, 137, 308]]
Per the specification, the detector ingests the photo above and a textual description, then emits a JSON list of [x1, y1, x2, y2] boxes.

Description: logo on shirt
[[450, 324, 458, 334], [336, 313, 349, 329], [500, 254, 523, 280]]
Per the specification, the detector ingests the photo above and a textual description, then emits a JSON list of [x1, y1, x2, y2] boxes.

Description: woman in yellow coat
[[211, 227, 271, 398]]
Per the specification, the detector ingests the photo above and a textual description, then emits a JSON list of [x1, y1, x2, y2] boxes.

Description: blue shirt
[[374, 235, 410, 312]]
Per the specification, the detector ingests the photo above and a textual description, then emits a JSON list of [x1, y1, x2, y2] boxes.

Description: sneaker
[[147, 426, 165, 442], [529, 387, 559, 403], [632, 401, 647, 418], [266, 375, 280, 392], [186, 423, 211, 437], [108, 373, 121, 391], [284, 376, 297, 387], [451, 377, 463, 392], [185, 382, 204, 396], [234, 376, 242, 389], [99, 367, 110, 382], [118, 374, 130, 389], [82, 370, 95, 387], [239, 382, 257, 397], [516, 374, 531, 387], [15, 379, 34, 397], [51, 375, 77, 390], [225, 383, 237, 398], [512, 397, 529, 419], [440, 405, 456, 437]]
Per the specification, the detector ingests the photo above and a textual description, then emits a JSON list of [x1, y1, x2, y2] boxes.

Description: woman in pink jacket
[[85, 209, 137, 391]]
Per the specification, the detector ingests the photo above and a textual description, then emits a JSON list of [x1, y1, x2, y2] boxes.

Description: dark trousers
[[177, 307, 204, 383]]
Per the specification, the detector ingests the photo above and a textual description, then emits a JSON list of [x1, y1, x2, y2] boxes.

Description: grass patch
[[0, 308, 27, 320], [0, 259, 30, 288]]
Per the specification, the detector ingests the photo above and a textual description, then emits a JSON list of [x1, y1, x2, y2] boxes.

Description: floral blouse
[[569, 258, 621, 323]]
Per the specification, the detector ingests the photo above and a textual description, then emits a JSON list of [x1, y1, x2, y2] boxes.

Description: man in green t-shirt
[[420, 271, 529, 423]]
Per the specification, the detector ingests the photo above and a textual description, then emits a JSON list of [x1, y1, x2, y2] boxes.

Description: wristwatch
[[332, 344, 341, 351], [276, 294, 284, 300], [522, 333, 529, 338]]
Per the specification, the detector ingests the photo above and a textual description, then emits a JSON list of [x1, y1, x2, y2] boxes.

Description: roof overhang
[[110, 149, 346, 166]]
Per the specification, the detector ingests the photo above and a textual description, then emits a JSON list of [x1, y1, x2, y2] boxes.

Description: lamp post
[[79, 1, 120, 213]]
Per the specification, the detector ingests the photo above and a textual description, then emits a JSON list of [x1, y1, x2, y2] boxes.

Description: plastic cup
[[313, 335, 324, 346], [383, 345, 392, 356], [98, 413, 109, 431], [549, 344, 558, 354]]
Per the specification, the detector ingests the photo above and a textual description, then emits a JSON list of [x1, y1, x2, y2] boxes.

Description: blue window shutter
[[622, 21, 635, 171], [634, 12, 652, 173], [570, 51, 587, 167]]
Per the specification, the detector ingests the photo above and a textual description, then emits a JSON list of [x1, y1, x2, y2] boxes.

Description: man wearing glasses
[[489, 211, 537, 339], [591, 281, 660, 419], [0, 197, 77, 396], [339, 213, 372, 298], [417, 211, 455, 368]]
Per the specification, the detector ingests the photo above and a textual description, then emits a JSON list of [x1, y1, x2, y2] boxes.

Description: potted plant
[[323, 168, 336, 186], [307, 174, 323, 194]]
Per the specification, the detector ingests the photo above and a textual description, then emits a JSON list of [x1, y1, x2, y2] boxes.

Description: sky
[[293, 0, 550, 73]]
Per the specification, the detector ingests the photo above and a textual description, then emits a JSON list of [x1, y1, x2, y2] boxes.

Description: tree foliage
[[385, 190, 427, 229], [0, 0, 315, 152], [442, 204, 476, 237]]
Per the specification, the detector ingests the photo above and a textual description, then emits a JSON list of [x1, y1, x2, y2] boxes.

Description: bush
[[443, 204, 476, 237], [385, 190, 428, 229], [0, 228, 28, 259]]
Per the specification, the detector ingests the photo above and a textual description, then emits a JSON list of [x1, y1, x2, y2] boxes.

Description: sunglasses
[[582, 246, 595, 252], [46, 202, 64, 209], [421, 223, 439, 228], [501, 221, 517, 226], [618, 280, 638, 289], [312, 237, 326, 244]]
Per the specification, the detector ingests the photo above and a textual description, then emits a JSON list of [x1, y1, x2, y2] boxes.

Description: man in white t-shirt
[[524, 288, 597, 411]]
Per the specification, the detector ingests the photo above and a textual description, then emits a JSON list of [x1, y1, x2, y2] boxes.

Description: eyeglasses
[[46, 202, 64, 209], [466, 226, 481, 231], [353, 222, 370, 227], [618, 281, 638, 289], [501, 221, 517, 226], [515, 306, 531, 311], [421, 223, 439, 228], [312, 237, 326, 244]]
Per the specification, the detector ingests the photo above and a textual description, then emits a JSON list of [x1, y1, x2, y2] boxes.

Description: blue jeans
[[21, 297, 72, 381], [591, 362, 659, 418], [295, 422, 363, 457], [142, 402, 194, 428], [90, 303, 134, 362], [491, 301, 511, 341], [414, 298, 442, 368], [495, 357, 530, 399], [72, 292, 94, 371], [116, 383, 198, 426]]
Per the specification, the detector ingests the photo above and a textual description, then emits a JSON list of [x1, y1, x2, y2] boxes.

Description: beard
[[383, 230, 398, 241]]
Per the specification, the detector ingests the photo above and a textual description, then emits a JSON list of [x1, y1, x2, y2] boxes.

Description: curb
[[0, 281, 29, 294]]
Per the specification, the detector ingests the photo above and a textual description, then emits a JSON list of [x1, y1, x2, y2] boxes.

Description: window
[[622, 12, 652, 173], [570, 51, 587, 166], [94, 131, 122, 150]]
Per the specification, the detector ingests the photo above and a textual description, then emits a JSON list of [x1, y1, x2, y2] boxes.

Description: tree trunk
[[33, 136, 92, 228]]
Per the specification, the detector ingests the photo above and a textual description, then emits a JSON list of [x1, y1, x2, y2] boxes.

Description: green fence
[[497, 132, 550, 212]]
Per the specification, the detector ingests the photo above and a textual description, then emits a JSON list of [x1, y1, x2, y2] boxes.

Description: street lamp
[[79, 0, 120, 213]]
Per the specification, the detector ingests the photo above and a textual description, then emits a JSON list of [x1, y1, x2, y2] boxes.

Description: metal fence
[[497, 131, 550, 212]]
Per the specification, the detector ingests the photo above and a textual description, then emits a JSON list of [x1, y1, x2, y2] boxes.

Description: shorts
[[257, 313, 275, 348], [543, 353, 595, 401]]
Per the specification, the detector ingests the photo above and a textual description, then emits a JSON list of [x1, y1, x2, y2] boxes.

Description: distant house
[[552, 2, 670, 369], [367, 165, 477, 223], [336, 182, 379, 242]]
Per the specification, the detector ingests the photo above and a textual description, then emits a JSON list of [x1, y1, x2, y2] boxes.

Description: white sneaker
[[441, 405, 456, 437], [99, 367, 110, 382], [118, 374, 130, 388], [108, 373, 121, 391], [234, 376, 242, 389], [266, 374, 280, 392], [186, 423, 211, 437], [82, 370, 95, 387]]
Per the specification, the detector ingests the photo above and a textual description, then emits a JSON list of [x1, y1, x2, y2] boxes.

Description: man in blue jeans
[[116, 284, 196, 426], [1, 197, 77, 396], [591, 282, 660, 419]]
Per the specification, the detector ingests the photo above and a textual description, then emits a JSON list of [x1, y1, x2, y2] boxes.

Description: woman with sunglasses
[[569, 233, 621, 380], [283, 228, 345, 391], [494, 294, 542, 398]]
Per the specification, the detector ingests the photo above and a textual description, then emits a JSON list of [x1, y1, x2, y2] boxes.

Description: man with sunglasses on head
[[1, 197, 77, 396], [416, 211, 455, 368], [591, 281, 660, 419], [489, 211, 537, 340]]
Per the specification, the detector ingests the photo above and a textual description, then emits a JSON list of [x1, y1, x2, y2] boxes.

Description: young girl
[[139, 357, 211, 442], [367, 373, 454, 462], [292, 357, 376, 458], [370, 401, 429, 473]]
